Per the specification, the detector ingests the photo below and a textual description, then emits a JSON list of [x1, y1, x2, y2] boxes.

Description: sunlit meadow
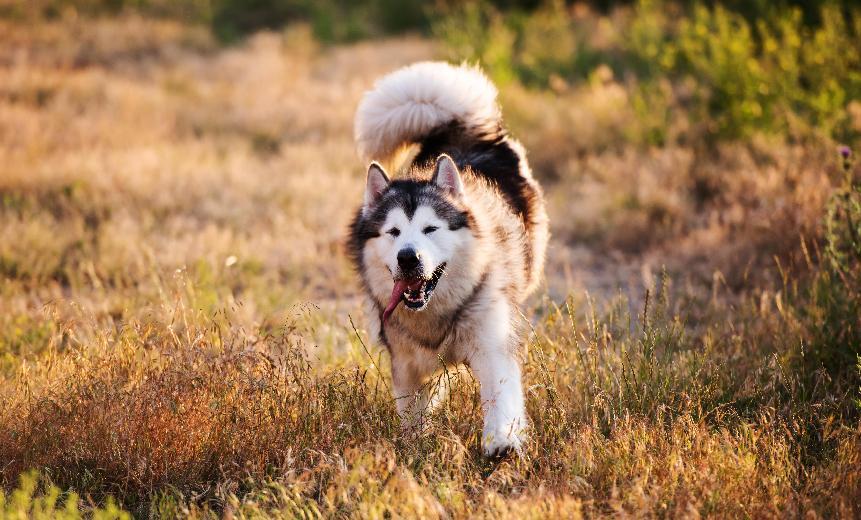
[[1, 1, 860, 517]]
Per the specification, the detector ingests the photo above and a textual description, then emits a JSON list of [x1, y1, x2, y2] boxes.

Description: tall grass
[[1, 262, 859, 516], [0, 6, 859, 518], [0, 472, 128, 519]]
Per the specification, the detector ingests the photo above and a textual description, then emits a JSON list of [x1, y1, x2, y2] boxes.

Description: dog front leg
[[391, 358, 438, 433], [470, 306, 527, 457], [471, 350, 527, 456]]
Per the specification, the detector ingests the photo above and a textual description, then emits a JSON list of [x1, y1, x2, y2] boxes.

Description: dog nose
[[397, 248, 420, 271]]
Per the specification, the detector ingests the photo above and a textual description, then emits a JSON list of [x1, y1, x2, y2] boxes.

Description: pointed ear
[[432, 154, 464, 197], [363, 162, 390, 215]]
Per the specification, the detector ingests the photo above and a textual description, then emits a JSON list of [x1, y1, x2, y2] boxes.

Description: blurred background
[[2, 1, 861, 516], [2, 0, 859, 335], [0, 0, 859, 354]]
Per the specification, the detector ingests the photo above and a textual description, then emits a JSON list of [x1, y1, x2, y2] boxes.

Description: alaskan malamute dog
[[348, 62, 548, 456]]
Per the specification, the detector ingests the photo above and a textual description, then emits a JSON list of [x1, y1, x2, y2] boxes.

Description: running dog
[[348, 62, 548, 456]]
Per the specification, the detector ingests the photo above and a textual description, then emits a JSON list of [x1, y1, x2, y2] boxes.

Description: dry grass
[[0, 14, 859, 518]]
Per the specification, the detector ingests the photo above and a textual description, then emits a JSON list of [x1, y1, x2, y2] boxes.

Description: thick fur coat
[[348, 62, 548, 456]]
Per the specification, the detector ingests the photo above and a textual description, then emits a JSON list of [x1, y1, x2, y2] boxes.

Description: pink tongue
[[381, 279, 423, 325]]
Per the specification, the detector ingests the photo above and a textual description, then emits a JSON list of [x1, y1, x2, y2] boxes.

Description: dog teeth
[[401, 278, 437, 305], [403, 286, 425, 303], [404, 291, 424, 302]]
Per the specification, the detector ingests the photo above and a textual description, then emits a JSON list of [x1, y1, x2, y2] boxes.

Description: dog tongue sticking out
[[382, 278, 423, 325]]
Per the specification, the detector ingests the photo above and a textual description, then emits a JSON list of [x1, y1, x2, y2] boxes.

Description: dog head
[[350, 155, 475, 323]]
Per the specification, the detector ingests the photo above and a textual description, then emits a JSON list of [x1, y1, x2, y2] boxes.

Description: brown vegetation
[[0, 12, 858, 518]]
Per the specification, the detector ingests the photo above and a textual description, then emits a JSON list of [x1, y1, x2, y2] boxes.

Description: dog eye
[[386, 228, 400, 237], [423, 226, 439, 234]]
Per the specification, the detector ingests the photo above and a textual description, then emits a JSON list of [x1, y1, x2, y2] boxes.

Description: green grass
[[0, 472, 129, 519]]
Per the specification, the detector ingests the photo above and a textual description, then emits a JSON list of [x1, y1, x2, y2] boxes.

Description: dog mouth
[[382, 263, 446, 325]]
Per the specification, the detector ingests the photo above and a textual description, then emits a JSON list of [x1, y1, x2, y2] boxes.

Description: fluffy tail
[[354, 61, 502, 163]]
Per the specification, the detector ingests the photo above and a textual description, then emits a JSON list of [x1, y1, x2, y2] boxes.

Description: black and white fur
[[348, 62, 548, 456]]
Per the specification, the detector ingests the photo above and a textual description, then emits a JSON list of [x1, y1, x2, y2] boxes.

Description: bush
[[808, 147, 861, 376], [663, 3, 861, 140], [0, 471, 129, 519], [0, 0, 214, 22], [436, 1, 861, 143]]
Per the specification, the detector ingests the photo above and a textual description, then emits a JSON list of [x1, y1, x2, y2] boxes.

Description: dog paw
[[481, 426, 524, 458], [483, 443, 516, 460]]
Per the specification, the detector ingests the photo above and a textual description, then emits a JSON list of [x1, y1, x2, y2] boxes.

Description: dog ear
[[432, 154, 464, 197], [363, 162, 390, 215]]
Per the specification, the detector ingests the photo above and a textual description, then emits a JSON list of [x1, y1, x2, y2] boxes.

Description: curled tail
[[354, 61, 502, 163]]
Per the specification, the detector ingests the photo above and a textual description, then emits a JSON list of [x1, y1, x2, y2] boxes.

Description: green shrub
[[0, 471, 129, 519], [211, 0, 430, 43], [769, 148, 861, 412], [437, 1, 861, 143], [812, 148, 861, 375], [674, 4, 773, 137], [432, 1, 517, 85], [0, 0, 214, 22], [630, 1, 861, 141], [663, 3, 861, 140]]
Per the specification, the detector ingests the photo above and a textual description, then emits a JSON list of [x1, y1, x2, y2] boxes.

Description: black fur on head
[[347, 172, 474, 274]]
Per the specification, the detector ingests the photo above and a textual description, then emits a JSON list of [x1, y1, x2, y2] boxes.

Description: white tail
[[354, 61, 501, 163]]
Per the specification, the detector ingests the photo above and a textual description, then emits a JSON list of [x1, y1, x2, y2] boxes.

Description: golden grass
[[0, 15, 858, 518]]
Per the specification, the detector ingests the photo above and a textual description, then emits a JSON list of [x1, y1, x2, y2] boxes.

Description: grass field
[[1, 3, 860, 518]]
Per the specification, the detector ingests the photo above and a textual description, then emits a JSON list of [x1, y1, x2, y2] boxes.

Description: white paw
[[482, 422, 526, 458]]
